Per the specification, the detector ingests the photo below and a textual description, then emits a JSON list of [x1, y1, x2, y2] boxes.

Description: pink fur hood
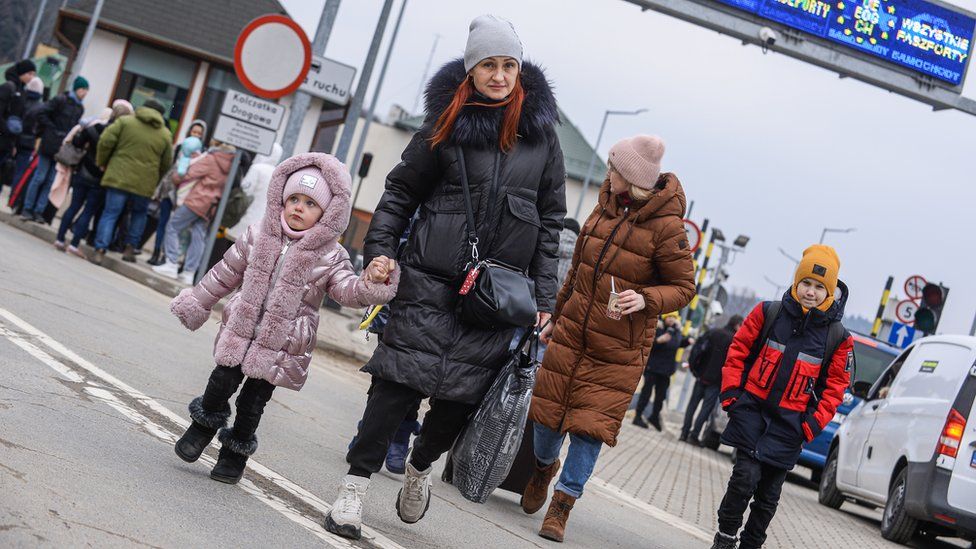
[[169, 153, 398, 391]]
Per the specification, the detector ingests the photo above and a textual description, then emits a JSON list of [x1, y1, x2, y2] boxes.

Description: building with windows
[[51, 0, 341, 151]]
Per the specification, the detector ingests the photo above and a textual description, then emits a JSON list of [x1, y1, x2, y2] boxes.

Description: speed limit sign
[[895, 299, 917, 325]]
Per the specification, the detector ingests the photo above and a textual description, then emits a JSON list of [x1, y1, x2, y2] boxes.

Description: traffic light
[[357, 152, 373, 178], [914, 283, 948, 335]]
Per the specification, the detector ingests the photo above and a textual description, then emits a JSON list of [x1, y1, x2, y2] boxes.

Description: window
[[193, 66, 247, 143], [870, 349, 909, 400], [309, 105, 348, 154], [113, 43, 197, 135]]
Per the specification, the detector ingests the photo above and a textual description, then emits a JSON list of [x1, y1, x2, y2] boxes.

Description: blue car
[[701, 332, 900, 483], [799, 333, 900, 482]]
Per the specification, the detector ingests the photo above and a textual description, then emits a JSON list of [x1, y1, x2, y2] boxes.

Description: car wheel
[[818, 448, 844, 509], [880, 468, 918, 544], [700, 429, 721, 451]]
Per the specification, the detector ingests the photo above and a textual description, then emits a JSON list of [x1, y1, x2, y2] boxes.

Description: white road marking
[[0, 308, 403, 549], [588, 477, 713, 542]]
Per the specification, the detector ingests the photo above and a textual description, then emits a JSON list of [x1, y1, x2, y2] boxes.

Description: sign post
[[904, 275, 927, 300], [194, 151, 243, 285], [683, 219, 702, 254], [299, 55, 356, 105], [895, 299, 918, 325]]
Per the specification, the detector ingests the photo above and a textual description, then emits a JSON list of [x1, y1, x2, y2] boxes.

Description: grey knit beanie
[[464, 15, 523, 73], [608, 135, 666, 190]]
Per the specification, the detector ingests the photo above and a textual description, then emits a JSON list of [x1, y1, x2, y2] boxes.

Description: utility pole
[[68, 0, 105, 86], [333, 0, 395, 164], [23, 0, 49, 59], [349, 0, 408, 181], [413, 34, 440, 115], [279, 0, 342, 159]]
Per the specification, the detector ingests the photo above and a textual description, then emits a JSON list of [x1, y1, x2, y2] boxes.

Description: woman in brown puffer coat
[[522, 135, 696, 542]]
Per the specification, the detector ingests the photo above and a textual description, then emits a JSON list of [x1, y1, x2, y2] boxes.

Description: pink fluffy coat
[[169, 153, 398, 391]]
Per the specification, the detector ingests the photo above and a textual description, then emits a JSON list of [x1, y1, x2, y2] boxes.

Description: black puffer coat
[[362, 58, 566, 404], [36, 91, 83, 157], [0, 67, 26, 152]]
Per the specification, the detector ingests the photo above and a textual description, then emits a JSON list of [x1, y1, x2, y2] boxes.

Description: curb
[[0, 209, 374, 363]]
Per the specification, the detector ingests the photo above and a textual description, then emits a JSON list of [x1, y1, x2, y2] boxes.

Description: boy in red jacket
[[711, 245, 853, 549]]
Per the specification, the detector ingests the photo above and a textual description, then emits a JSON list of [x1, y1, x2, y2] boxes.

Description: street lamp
[[820, 227, 856, 243], [573, 108, 648, 219], [778, 247, 800, 265]]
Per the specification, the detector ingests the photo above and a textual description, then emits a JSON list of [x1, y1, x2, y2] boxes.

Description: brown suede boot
[[538, 490, 576, 542], [520, 458, 561, 514]]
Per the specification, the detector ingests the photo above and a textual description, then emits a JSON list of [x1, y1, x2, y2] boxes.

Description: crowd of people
[[3, 14, 856, 549], [0, 63, 263, 279]]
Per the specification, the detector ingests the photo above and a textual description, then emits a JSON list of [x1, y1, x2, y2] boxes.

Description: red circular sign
[[234, 15, 311, 99], [904, 275, 926, 300], [683, 219, 702, 254], [895, 299, 917, 325]]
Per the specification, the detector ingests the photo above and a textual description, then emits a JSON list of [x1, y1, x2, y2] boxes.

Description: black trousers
[[346, 377, 477, 477], [200, 365, 276, 443], [717, 452, 789, 548], [635, 371, 671, 420], [681, 381, 720, 438]]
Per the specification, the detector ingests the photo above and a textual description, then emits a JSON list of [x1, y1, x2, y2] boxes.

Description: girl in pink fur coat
[[169, 152, 398, 484]]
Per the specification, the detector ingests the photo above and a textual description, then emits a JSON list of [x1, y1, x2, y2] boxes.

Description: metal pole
[[333, 0, 395, 163], [413, 34, 440, 115], [67, 0, 105, 85], [349, 0, 407, 181], [819, 228, 827, 244], [23, 0, 49, 59], [969, 310, 976, 337], [280, 0, 342, 159], [701, 245, 730, 329], [573, 110, 609, 220], [195, 150, 243, 285], [870, 276, 894, 338]]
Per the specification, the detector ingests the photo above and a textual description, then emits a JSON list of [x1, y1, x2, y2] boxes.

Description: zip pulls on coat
[[253, 239, 293, 339]]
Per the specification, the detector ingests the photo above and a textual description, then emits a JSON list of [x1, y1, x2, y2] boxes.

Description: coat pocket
[[490, 193, 542, 269], [404, 193, 469, 277], [784, 356, 822, 411], [749, 340, 785, 391]]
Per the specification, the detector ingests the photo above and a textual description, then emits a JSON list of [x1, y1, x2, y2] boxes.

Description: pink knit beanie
[[608, 135, 665, 190], [282, 166, 333, 210]]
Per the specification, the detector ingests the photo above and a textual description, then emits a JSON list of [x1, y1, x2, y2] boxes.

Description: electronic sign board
[[714, 0, 976, 86]]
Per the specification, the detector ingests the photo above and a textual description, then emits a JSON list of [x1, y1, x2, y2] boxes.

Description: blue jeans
[[95, 188, 150, 250], [533, 423, 603, 499], [164, 205, 208, 272], [11, 148, 33, 189], [22, 154, 56, 214], [153, 198, 173, 252], [56, 173, 104, 246]]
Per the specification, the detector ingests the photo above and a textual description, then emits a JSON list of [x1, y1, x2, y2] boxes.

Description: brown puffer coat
[[529, 174, 696, 446]]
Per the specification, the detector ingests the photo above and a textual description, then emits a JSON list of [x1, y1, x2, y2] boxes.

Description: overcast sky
[[281, 0, 976, 335]]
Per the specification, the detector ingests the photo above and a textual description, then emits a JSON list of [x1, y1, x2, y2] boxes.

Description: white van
[[818, 335, 976, 545]]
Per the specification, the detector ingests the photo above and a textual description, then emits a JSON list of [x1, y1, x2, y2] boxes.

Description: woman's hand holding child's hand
[[366, 256, 396, 283]]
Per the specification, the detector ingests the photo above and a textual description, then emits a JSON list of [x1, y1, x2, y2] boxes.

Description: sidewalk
[[0, 209, 378, 364]]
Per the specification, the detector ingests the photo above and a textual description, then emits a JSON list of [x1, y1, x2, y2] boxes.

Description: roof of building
[[394, 109, 606, 182], [59, 0, 288, 66]]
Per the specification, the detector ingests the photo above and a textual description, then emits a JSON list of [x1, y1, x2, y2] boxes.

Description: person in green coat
[[91, 99, 173, 265]]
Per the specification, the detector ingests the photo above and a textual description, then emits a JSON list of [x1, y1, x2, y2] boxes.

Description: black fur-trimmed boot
[[210, 428, 257, 484], [175, 397, 230, 463]]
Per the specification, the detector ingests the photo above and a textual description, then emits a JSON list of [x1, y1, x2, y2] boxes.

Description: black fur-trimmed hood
[[423, 58, 559, 148]]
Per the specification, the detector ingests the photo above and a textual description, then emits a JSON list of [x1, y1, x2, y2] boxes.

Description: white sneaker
[[324, 475, 368, 540], [178, 271, 195, 285], [396, 460, 432, 524], [152, 261, 180, 279]]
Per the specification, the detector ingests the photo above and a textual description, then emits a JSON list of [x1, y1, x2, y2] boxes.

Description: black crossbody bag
[[455, 147, 537, 330]]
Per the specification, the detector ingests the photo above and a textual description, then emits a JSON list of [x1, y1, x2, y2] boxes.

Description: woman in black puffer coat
[[326, 15, 566, 540]]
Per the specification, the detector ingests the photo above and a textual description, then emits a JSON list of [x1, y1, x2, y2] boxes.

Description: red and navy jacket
[[721, 285, 853, 443]]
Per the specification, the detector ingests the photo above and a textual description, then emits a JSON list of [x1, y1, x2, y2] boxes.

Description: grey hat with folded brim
[[464, 15, 523, 73]]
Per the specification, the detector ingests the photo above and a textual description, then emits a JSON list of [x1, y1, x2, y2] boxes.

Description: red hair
[[429, 77, 525, 152]]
